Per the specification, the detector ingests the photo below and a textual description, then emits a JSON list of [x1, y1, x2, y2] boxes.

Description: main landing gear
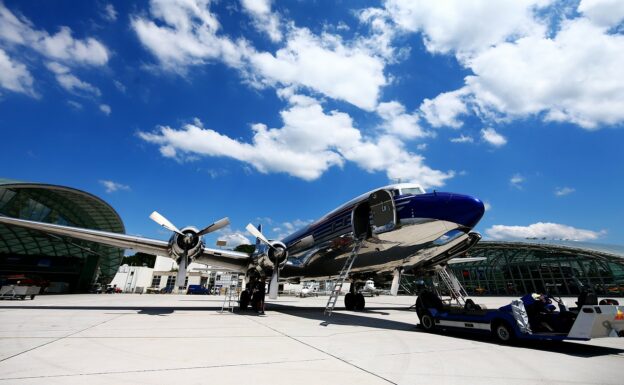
[[344, 292, 365, 311]]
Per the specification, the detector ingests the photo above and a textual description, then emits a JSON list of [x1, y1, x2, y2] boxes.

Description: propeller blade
[[390, 269, 401, 296], [197, 217, 230, 237], [246, 223, 273, 247], [150, 211, 184, 236], [268, 269, 279, 299], [175, 252, 188, 293]]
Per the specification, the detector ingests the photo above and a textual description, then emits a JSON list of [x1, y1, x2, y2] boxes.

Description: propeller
[[245, 223, 285, 299], [390, 268, 401, 296], [150, 211, 230, 293]]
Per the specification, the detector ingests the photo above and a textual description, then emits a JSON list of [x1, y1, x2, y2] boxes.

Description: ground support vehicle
[[0, 285, 40, 300], [416, 291, 624, 343]]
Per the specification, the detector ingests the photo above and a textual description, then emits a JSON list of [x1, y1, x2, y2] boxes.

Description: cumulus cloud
[[420, 89, 468, 128], [271, 219, 313, 239], [99, 180, 130, 193], [46, 62, 101, 97], [240, 0, 282, 42], [138, 94, 453, 188], [481, 127, 507, 147], [0, 3, 109, 98], [376, 101, 428, 139], [555, 186, 575, 196], [0, 48, 35, 96], [384, 1, 624, 129], [486, 222, 605, 241], [132, 0, 388, 110], [216, 227, 251, 248]]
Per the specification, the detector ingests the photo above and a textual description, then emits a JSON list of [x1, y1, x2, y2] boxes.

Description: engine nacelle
[[253, 241, 288, 270], [167, 226, 204, 263]]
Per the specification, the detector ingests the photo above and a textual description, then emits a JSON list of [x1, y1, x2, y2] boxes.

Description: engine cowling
[[167, 226, 204, 263], [254, 241, 288, 270]]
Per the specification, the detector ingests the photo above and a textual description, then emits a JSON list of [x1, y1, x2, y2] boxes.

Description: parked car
[[187, 285, 210, 294]]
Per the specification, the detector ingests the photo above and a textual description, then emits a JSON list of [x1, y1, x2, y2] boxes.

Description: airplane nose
[[409, 192, 485, 229]]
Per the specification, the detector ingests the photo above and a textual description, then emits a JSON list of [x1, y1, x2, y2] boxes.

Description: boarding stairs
[[324, 239, 363, 316], [435, 266, 468, 306]]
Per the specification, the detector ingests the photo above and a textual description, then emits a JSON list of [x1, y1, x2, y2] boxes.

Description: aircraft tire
[[420, 312, 436, 332], [492, 321, 515, 344], [354, 293, 365, 311], [239, 290, 250, 310], [344, 292, 355, 310]]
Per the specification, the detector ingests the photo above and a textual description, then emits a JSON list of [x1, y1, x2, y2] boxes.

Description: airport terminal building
[[0, 179, 125, 293], [450, 240, 624, 297]]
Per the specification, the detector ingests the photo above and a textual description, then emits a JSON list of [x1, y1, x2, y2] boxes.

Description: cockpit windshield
[[399, 187, 425, 195]]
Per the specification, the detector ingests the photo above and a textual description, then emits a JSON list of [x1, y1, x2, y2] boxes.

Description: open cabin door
[[352, 189, 397, 240], [369, 189, 396, 234]]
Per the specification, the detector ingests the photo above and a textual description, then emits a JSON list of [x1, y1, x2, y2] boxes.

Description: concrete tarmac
[[0, 294, 622, 385]]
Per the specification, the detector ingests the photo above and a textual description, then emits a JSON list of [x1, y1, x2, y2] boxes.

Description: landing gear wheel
[[493, 322, 515, 344], [420, 312, 436, 332], [344, 292, 355, 310], [239, 290, 250, 310], [354, 293, 365, 311]]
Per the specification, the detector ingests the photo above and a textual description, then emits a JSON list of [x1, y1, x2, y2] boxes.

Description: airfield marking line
[[245, 314, 398, 385], [0, 313, 128, 364], [0, 358, 329, 381]]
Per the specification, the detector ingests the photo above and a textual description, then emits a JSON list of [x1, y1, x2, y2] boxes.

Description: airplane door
[[369, 189, 396, 234]]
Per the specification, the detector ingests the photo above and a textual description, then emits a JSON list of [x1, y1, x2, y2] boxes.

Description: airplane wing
[[0, 215, 250, 271]]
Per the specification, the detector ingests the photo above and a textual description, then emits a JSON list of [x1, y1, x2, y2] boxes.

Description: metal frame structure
[[449, 240, 624, 296], [0, 179, 125, 288]]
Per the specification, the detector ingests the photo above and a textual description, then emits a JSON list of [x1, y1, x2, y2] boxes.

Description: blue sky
[[1, 0, 623, 247]]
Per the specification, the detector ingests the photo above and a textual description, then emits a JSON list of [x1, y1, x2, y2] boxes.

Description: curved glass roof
[[0, 179, 125, 282], [473, 239, 624, 260]]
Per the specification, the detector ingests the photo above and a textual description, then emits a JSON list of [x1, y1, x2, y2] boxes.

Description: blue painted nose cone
[[410, 192, 485, 229]]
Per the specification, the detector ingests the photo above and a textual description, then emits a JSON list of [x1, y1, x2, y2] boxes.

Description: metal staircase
[[324, 239, 363, 316], [435, 266, 468, 306]]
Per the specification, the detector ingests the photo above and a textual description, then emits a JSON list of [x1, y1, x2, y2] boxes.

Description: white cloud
[[578, 0, 624, 28], [450, 135, 474, 143], [113, 80, 126, 93], [384, 1, 624, 129], [103, 4, 117, 22], [216, 227, 251, 248], [384, 0, 548, 57], [486, 222, 605, 241], [0, 48, 35, 96], [420, 89, 468, 128], [67, 100, 82, 110], [376, 101, 428, 139], [481, 127, 507, 147], [46, 62, 101, 97], [99, 180, 130, 193], [555, 186, 575, 196], [139, 95, 453, 188], [510, 174, 525, 189], [99, 104, 111, 115], [484, 201, 492, 211], [271, 219, 313, 240], [240, 0, 282, 42], [132, 0, 388, 110]]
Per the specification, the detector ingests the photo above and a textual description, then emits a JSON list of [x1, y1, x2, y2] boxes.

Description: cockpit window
[[399, 187, 425, 195]]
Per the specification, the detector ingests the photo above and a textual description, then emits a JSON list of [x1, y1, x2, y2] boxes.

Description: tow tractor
[[415, 266, 624, 343]]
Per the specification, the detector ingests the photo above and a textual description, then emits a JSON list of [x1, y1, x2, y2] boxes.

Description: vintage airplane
[[0, 182, 485, 311]]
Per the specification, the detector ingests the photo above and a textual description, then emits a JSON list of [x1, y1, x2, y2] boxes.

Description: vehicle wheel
[[420, 312, 436, 332], [239, 290, 250, 310], [354, 293, 365, 311], [493, 321, 515, 344], [30, 295, 35, 300], [344, 292, 355, 310]]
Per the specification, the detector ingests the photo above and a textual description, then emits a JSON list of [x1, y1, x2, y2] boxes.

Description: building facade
[[0, 179, 125, 292], [450, 240, 624, 296]]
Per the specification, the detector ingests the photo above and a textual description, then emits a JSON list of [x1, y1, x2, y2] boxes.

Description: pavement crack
[[0, 313, 128, 364]]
